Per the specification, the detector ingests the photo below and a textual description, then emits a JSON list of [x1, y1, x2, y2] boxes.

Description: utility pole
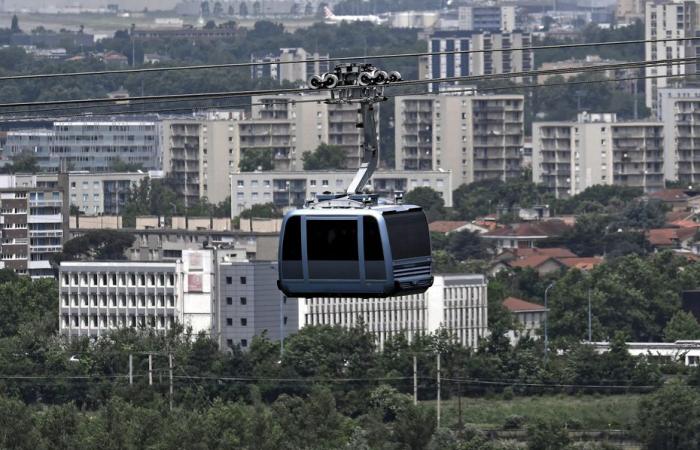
[[457, 378, 463, 429], [169, 353, 174, 412], [588, 289, 592, 342], [148, 353, 153, 386], [129, 354, 133, 385], [436, 353, 441, 428], [544, 282, 555, 363], [413, 355, 418, 405]]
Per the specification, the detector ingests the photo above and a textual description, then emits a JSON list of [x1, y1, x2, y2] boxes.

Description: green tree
[[664, 310, 700, 342], [239, 202, 282, 219], [0, 395, 42, 449], [302, 144, 346, 170], [57, 229, 135, 262], [240, 149, 274, 172], [404, 187, 446, 221], [392, 403, 437, 450], [10, 14, 20, 33], [447, 229, 491, 261], [109, 157, 144, 172], [526, 419, 571, 450], [637, 382, 700, 450]]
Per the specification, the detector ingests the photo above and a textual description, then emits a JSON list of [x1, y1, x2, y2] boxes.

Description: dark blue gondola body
[[277, 204, 433, 298]]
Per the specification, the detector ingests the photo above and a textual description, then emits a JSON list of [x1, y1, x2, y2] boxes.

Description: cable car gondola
[[278, 197, 433, 298], [276, 63, 433, 298]]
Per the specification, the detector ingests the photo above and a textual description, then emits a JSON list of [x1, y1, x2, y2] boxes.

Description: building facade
[[248, 93, 364, 170], [532, 112, 664, 198], [51, 121, 162, 172], [0, 183, 67, 278], [458, 6, 517, 32], [58, 250, 298, 349], [657, 87, 700, 183], [298, 274, 488, 350], [161, 114, 242, 206], [229, 169, 453, 217], [394, 93, 524, 186], [426, 31, 533, 91], [644, 1, 699, 113], [250, 48, 330, 84], [218, 260, 298, 349]]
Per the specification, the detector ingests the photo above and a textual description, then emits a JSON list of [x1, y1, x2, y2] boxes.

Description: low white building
[[298, 274, 488, 350], [591, 340, 700, 366], [502, 296, 547, 345], [230, 169, 453, 217]]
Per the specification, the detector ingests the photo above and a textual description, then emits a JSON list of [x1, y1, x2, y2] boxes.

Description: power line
[[0, 56, 693, 111], [0, 70, 690, 123], [0, 35, 694, 83]]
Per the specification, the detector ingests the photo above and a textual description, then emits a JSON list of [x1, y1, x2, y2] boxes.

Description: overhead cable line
[[0, 70, 693, 122], [0, 35, 695, 82], [0, 56, 694, 111]]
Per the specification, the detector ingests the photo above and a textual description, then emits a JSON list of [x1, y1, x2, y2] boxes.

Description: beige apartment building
[[658, 87, 700, 184], [532, 112, 664, 198], [394, 92, 524, 186], [161, 112, 243, 207], [248, 93, 364, 170]]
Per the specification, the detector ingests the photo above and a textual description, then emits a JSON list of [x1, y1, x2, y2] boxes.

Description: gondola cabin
[[277, 204, 433, 298]]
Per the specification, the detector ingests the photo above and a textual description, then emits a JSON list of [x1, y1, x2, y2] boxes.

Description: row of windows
[[62, 293, 176, 308], [226, 297, 247, 305], [226, 338, 248, 348], [225, 276, 247, 285], [62, 314, 174, 329], [62, 272, 176, 287]]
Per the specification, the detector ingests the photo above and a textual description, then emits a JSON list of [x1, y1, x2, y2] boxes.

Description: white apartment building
[[532, 112, 664, 198], [394, 93, 524, 186], [251, 48, 330, 85], [645, 1, 699, 112], [426, 31, 533, 91], [458, 6, 517, 32], [657, 87, 700, 183], [229, 169, 453, 217], [299, 274, 488, 350], [616, 0, 645, 24], [58, 249, 298, 346], [161, 112, 243, 206], [247, 93, 364, 170]]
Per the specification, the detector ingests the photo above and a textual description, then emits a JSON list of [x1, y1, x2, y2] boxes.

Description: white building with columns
[[298, 274, 488, 350]]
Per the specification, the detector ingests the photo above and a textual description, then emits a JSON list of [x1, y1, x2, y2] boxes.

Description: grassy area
[[426, 394, 644, 430]]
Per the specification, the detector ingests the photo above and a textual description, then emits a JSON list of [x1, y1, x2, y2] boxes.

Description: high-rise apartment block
[[394, 92, 524, 186], [300, 274, 488, 350], [645, 1, 699, 113], [426, 31, 533, 90], [161, 113, 243, 207], [532, 112, 664, 198], [246, 94, 364, 170], [457, 6, 517, 32], [250, 48, 330, 85], [0, 182, 68, 278], [657, 87, 700, 184]]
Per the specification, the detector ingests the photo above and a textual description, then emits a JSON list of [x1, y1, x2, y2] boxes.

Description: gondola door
[[302, 216, 362, 289]]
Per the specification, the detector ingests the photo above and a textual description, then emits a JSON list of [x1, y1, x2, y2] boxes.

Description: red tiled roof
[[503, 296, 546, 312], [647, 227, 697, 247], [483, 220, 570, 238], [516, 247, 577, 259], [666, 210, 692, 223], [429, 221, 469, 233], [509, 255, 564, 269], [559, 257, 604, 270], [648, 189, 690, 202], [670, 220, 700, 229]]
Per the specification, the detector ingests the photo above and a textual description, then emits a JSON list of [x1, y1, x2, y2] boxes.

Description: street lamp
[[544, 282, 555, 363]]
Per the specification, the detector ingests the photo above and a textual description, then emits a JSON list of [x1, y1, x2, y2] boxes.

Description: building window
[[240, 297, 247, 305], [226, 297, 233, 305], [226, 318, 233, 326], [226, 339, 233, 347], [240, 277, 247, 284], [241, 339, 248, 347], [241, 318, 247, 326], [226, 276, 232, 284]]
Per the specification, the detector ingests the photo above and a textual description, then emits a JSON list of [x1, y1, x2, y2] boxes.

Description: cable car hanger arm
[[347, 100, 379, 195]]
